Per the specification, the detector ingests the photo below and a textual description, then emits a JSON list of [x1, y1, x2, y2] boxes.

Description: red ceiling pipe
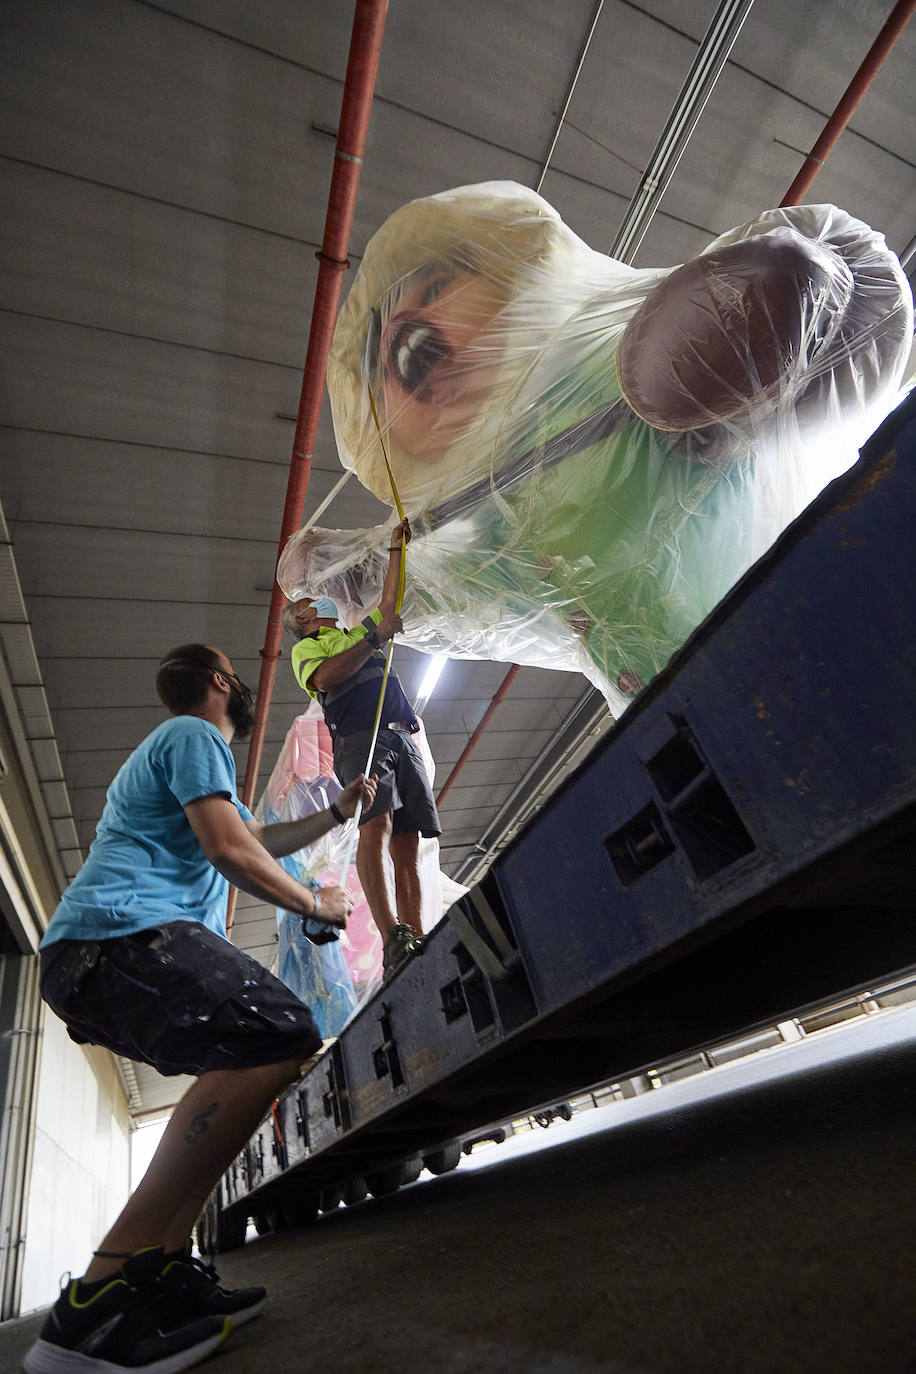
[[781, 0, 915, 206], [229, 0, 388, 933], [436, 665, 522, 807], [240, 0, 388, 809]]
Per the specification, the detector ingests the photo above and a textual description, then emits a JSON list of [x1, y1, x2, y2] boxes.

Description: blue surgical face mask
[[310, 598, 339, 622]]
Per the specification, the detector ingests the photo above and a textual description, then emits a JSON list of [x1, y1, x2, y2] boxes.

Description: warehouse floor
[[3, 1010, 914, 1374]]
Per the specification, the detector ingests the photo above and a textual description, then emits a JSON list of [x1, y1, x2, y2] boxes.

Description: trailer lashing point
[[646, 717, 706, 799], [224, 1159, 241, 1205], [241, 1136, 264, 1191], [440, 976, 468, 1024], [608, 718, 757, 886], [606, 802, 675, 884], [448, 884, 539, 1035], [442, 926, 508, 1036], [451, 954, 496, 1035], [270, 1102, 288, 1171], [295, 1086, 310, 1152], [321, 1057, 350, 1129], [372, 1010, 405, 1089], [667, 775, 756, 881]]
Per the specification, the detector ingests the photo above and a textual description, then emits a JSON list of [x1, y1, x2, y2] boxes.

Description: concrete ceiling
[[2, 1, 914, 1111]]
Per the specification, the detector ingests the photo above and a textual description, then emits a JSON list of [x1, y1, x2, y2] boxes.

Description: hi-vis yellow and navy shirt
[[291, 608, 383, 698], [291, 608, 417, 735]]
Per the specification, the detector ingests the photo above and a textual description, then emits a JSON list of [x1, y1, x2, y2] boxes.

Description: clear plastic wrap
[[278, 182, 913, 712], [257, 706, 465, 1018]]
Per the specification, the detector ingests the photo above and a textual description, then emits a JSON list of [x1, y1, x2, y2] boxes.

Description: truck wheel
[[215, 1203, 248, 1252], [195, 1203, 213, 1256], [366, 1163, 404, 1197], [342, 1176, 368, 1206], [423, 1142, 462, 1175], [400, 1155, 423, 1185], [252, 1211, 271, 1236], [462, 1127, 506, 1155], [320, 1186, 342, 1213], [285, 1190, 320, 1227], [264, 1203, 289, 1233]]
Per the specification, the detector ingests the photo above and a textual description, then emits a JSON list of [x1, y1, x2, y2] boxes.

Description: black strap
[[426, 399, 631, 530]]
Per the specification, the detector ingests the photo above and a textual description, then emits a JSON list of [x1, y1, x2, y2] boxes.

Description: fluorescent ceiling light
[[414, 655, 447, 714]]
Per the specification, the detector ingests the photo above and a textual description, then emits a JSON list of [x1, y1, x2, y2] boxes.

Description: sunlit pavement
[[457, 999, 916, 1176]]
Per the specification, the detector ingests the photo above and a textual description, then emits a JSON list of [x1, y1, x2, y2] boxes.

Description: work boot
[[157, 1242, 267, 1326], [382, 923, 422, 980], [23, 1247, 231, 1374]]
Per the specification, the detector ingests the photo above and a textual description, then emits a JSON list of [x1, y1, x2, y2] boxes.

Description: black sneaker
[[382, 924, 422, 980], [158, 1243, 267, 1326], [23, 1249, 231, 1374]]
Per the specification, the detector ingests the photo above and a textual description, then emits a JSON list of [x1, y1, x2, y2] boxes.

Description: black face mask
[[226, 678, 255, 740]]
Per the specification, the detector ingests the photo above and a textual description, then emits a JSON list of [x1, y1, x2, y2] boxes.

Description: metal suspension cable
[[228, 0, 389, 934], [302, 469, 354, 531], [535, 0, 606, 195]]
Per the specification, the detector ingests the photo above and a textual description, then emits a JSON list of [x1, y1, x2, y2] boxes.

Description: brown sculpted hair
[[156, 643, 224, 715]]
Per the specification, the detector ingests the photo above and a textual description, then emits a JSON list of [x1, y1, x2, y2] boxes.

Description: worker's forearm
[[258, 811, 338, 859], [380, 551, 403, 612], [210, 829, 318, 917]]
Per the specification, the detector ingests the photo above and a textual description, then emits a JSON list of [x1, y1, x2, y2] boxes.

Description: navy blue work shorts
[[39, 920, 322, 1076], [333, 727, 441, 837]]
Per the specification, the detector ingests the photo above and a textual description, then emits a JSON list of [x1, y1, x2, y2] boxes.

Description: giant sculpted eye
[[388, 320, 451, 392]]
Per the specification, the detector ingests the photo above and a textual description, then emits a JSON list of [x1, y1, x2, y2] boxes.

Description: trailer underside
[[200, 392, 916, 1252]]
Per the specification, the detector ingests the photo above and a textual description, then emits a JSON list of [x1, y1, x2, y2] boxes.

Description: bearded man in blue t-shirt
[[26, 644, 375, 1374]]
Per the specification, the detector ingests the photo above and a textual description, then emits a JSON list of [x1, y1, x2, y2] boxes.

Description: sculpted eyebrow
[[419, 274, 452, 306]]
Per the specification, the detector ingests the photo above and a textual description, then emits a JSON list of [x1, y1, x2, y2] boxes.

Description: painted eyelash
[[419, 276, 450, 306]]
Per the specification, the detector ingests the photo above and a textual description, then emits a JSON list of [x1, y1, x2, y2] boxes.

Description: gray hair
[[282, 601, 306, 642]]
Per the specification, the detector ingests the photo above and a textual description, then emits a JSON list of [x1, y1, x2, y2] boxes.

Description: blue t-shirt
[[40, 716, 253, 948]]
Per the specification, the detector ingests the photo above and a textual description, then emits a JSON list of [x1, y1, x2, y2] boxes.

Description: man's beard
[[228, 689, 255, 740]]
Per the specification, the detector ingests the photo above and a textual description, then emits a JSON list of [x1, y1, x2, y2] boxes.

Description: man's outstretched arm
[[185, 794, 352, 926], [309, 520, 409, 692], [247, 774, 376, 857], [378, 517, 411, 616]]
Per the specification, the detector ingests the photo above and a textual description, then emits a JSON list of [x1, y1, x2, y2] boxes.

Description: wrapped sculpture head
[[279, 181, 913, 711]]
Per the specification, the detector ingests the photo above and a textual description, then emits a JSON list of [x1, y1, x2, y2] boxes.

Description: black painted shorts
[[333, 727, 441, 837], [39, 920, 322, 1076]]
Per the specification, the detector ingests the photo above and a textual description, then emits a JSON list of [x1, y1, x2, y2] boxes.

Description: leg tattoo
[[184, 1101, 219, 1144]]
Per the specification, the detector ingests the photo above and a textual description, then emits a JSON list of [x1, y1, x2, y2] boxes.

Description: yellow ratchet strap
[[364, 381, 407, 742]]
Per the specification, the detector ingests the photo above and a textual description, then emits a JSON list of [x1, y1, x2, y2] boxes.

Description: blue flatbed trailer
[[199, 391, 916, 1252]]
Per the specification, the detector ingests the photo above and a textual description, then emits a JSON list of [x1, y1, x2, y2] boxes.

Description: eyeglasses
[[221, 669, 254, 706], [159, 657, 253, 705]]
